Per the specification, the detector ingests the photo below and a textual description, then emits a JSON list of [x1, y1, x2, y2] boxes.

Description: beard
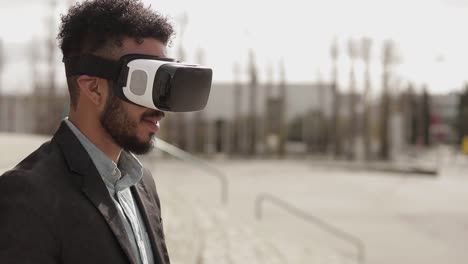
[[100, 96, 162, 155]]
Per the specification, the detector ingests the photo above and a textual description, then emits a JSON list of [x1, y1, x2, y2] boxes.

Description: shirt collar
[[64, 118, 143, 192]]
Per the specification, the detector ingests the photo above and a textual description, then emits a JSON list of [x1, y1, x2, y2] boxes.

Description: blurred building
[[0, 92, 67, 135], [431, 92, 458, 144], [0, 82, 333, 153], [1, 82, 456, 158]]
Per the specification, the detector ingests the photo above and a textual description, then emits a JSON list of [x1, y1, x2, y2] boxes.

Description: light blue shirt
[[65, 119, 154, 264]]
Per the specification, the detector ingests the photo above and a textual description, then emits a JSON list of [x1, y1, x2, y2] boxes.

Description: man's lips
[[141, 110, 164, 133], [142, 118, 161, 132]]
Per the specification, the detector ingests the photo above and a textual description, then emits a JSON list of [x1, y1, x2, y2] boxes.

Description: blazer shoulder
[[0, 139, 71, 207], [0, 150, 59, 203], [0, 169, 41, 201], [0, 169, 55, 226], [9, 139, 59, 174]]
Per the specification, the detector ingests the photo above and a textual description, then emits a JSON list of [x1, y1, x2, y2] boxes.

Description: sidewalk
[[2, 134, 468, 263], [149, 157, 468, 264]]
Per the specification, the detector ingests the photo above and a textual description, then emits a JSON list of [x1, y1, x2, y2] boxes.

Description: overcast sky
[[0, 0, 468, 94]]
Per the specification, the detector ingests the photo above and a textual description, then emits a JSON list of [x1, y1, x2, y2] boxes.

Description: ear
[[77, 75, 105, 106]]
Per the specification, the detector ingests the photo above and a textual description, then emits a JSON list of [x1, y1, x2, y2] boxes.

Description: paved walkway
[[147, 152, 468, 264], [2, 134, 468, 264]]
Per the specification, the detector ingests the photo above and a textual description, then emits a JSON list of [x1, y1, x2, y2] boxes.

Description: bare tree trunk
[[29, 38, 41, 134], [247, 50, 258, 156], [347, 39, 358, 160], [316, 71, 327, 154], [330, 38, 342, 158], [361, 38, 372, 160], [379, 89, 391, 160], [264, 64, 273, 156], [421, 87, 431, 146], [232, 63, 242, 156], [379, 40, 397, 160], [278, 60, 287, 157], [45, 0, 59, 135]]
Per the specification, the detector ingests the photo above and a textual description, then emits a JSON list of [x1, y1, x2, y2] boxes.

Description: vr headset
[[63, 54, 212, 112]]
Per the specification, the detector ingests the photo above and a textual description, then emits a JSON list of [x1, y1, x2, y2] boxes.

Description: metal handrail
[[154, 138, 229, 205], [255, 193, 365, 264]]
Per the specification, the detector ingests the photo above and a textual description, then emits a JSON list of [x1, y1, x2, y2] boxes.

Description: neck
[[68, 112, 122, 163]]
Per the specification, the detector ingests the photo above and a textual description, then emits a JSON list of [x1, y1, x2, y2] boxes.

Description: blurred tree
[[29, 38, 40, 91], [214, 119, 224, 153], [29, 38, 42, 134], [278, 59, 287, 157], [421, 87, 431, 146], [379, 40, 398, 160], [47, 1, 57, 105], [330, 38, 343, 158], [347, 38, 358, 160], [404, 84, 419, 145], [289, 115, 304, 142], [263, 63, 274, 156], [456, 84, 468, 144], [316, 69, 328, 154], [266, 63, 274, 98], [38, 0, 60, 135], [232, 62, 242, 155], [247, 49, 258, 155], [361, 37, 372, 160]]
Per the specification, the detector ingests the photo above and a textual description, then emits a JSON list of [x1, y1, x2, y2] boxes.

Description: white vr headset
[[63, 54, 213, 112]]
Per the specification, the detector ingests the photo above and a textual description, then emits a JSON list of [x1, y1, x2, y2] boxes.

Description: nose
[[143, 110, 165, 119], [155, 110, 165, 118]]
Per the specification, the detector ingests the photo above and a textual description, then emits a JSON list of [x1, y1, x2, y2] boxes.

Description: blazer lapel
[[53, 121, 138, 264], [80, 173, 138, 264], [132, 182, 168, 264]]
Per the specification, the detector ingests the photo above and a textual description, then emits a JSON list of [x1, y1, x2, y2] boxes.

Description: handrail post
[[155, 138, 229, 205]]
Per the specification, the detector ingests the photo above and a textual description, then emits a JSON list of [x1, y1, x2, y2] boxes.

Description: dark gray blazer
[[0, 122, 170, 264]]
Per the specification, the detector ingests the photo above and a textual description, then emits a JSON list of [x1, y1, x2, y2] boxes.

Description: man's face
[[99, 38, 167, 154]]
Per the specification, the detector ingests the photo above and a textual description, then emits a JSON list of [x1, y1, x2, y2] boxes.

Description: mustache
[[141, 110, 165, 119]]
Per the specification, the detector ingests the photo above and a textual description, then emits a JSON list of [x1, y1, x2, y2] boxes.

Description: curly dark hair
[[58, 0, 175, 108]]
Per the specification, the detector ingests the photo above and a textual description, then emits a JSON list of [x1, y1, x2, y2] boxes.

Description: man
[[0, 0, 179, 263]]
